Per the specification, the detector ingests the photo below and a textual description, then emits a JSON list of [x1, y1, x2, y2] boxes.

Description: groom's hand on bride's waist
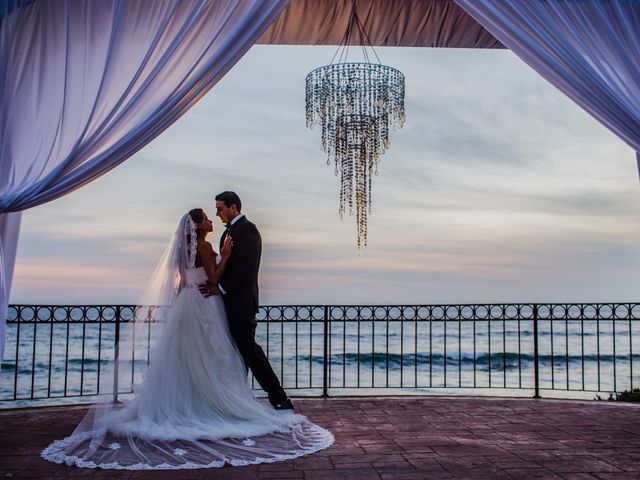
[[198, 282, 221, 297]]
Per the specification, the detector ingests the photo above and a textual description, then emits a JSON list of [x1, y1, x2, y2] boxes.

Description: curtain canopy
[[258, 0, 504, 48]]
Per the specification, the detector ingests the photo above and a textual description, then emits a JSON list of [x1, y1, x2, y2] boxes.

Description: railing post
[[322, 306, 329, 398], [533, 304, 540, 399], [112, 306, 121, 404]]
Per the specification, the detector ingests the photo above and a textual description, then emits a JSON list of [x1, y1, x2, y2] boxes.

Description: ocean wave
[[297, 352, 640, 371]]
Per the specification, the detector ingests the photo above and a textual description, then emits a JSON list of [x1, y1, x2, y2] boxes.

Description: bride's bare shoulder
[[197, 239, 212, 252], [197, 240, 218, 257]]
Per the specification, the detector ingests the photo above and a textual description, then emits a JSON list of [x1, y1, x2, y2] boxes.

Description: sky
[[9, 45, 640, 306]]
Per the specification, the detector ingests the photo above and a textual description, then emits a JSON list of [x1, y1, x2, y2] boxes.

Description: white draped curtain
[[0, 0, 289, 362]]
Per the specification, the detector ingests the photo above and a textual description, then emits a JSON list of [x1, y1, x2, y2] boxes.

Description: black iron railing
[[1, 303, 638, 406]]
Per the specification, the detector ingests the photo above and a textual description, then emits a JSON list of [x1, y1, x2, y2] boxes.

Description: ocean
[[1, 310, 638, 408]]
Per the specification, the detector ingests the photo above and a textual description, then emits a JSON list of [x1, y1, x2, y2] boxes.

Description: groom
[[202, 191, 293, 411]]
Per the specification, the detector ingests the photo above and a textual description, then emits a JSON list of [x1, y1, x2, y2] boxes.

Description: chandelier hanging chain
[[305, 0, 406, 249], [330, 2, 382, 67]]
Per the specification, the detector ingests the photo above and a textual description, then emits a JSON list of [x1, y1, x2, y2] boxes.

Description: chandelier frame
[[305, 1, 406, 249]]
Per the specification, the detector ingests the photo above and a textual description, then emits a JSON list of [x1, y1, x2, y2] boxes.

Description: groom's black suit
[[219, 215, 287, 406]]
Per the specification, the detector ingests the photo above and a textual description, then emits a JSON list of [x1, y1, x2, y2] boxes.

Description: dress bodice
[[187, 267, 208, 285], [185, 255, 222, 285]]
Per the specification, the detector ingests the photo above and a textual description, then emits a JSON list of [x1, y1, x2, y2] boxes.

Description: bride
[[41, 209, 334, 470]]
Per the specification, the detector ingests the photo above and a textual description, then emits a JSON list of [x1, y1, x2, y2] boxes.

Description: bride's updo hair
[[188, 208, 204, 224], [188, 208, 205, 240]]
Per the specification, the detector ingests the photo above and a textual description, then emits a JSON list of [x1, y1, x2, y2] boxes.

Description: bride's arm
[[197, 238, 231, 284]]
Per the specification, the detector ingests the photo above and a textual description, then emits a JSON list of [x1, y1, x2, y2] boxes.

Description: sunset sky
[[9, 45, 640, 306]]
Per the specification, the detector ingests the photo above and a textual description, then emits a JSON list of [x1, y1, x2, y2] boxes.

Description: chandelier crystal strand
[[306, 63, 405, 248]]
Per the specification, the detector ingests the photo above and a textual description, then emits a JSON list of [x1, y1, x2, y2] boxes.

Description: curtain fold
[[454, 0, 640, 171], [0, 0, 289, 362], [0, 213, 21, 361]]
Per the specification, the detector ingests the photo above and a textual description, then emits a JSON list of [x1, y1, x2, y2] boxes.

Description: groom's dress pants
[[229, 314, 287, 406]]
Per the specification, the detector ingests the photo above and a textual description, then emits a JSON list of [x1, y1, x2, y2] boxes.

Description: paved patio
[[1, 396, 639, 479]]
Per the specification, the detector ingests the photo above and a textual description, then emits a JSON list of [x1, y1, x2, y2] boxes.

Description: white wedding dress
[[41, 215, 333, 470]]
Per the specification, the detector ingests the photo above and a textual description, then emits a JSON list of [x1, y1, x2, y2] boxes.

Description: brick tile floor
[[1, 396, 639, 480]]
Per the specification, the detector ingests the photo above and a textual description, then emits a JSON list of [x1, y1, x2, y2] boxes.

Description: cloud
[[10, 46, 640, 306]]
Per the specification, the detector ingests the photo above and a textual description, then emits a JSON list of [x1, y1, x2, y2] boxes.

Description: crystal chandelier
[[305, 2, 405, 249]]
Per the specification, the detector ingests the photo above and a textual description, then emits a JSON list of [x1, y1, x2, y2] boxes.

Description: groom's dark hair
[[215, 191, 242, 212]]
